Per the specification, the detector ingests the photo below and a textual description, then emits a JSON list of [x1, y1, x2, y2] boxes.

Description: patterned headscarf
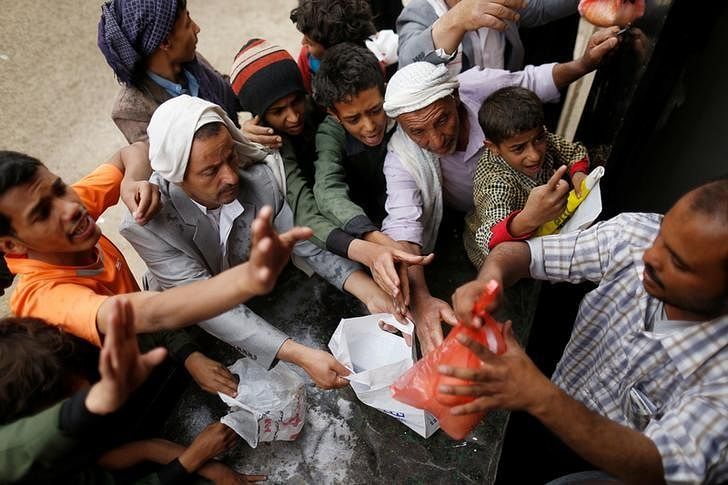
[[383, 62, 460, 118], [97, 0, 178, 85]]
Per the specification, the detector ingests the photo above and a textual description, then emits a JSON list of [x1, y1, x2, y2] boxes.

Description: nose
[[525, 144, 541, 163], [194, 21, 200, 34], [58, 198, 83, 223], [643, 238, 663, 271], [286, 108, 301, 125], [429, 131, 446, 152], [362, 116, 376, 134], [220, 162, 239, 186]]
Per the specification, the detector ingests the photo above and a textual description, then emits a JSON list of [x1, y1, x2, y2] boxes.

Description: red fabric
[[489, 210, 534, 250], [568, 157, 589, 180], [297, 45, 313, 94], [231, 49, 296, 96]]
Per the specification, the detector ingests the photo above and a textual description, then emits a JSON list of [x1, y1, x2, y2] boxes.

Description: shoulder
[[317, 116, 346, 139], [399, 0, 436, 21], [238, 162, 282, 207]]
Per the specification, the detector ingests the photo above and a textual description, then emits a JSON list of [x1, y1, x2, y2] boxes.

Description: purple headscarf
[[97, 0, 178, 85]]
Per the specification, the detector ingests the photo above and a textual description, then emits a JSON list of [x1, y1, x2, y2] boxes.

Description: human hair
[[193, 121, 225, 141], [290, 0, 376, 48], [0, 151, 43, 237], [312, 43, 384, 110], [0, 317, 99, 424], [478, 87, 545, 145], [688, 177, 728, 279], [128, 0, 188, 88]]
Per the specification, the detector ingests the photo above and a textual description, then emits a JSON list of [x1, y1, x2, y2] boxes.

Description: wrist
[[527, 378, 561, 420], [183, 351, 203, 371], [510, 211, 538, 237], [276, 339, 306, 366], [177, 446, 208, 474], [347, 239, 374, 267]]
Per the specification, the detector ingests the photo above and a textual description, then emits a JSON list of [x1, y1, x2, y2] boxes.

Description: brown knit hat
[[230, 39, 305, 117]]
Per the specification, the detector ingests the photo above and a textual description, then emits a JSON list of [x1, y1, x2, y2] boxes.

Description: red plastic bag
[[391, 281, 505, 439], [578, 0, 645, 27]]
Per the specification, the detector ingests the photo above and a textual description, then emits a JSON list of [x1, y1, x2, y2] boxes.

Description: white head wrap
[[383, 62, 460, 118], [147, 95, 269, 184]]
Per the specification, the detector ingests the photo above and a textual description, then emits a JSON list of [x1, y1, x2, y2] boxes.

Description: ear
[[159, 36, 172, 51], [0, 236, 28, 256], [484, 139, 500, 156], [327, 107, 341, 123]]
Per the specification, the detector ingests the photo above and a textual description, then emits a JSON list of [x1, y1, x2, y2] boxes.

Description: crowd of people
[[0, 0, 725, 483]]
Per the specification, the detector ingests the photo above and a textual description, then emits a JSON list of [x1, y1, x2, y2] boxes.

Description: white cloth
[[365, 29, 399, 66], [191, 198, 245, 270], [427, 0, 505, 76], [147, 94, 271, 184], [386, 128, 443, 253], [383, 62, 460, 118]]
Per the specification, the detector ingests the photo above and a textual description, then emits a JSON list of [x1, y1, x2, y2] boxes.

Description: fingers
[[278, 226, 313, 247], [456, 332, 494, 361], [373, 254, 400, 297], [140, 347, 168, 372], [135, 184, 151, 219], [243, 116, 282, 149], [451, 397, 494, 415], [398, 263, 411, 308], [251, 206, 274, 246], [214, 368, 239, 397], [546, 165, 569, 190], [243, 474, 268, 483], [440, 305, 459, 326], [331, 357, 351, 377]]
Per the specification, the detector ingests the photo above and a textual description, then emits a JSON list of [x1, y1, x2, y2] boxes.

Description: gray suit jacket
[[120, 162, 360, 369], [397, 0, 578, 71]]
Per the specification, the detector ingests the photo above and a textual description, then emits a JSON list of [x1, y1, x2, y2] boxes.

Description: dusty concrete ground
[[0, 0, 300, 314]]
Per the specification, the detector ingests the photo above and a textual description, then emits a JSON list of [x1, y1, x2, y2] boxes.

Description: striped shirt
[[464, 130, 588, 268], [527, 213, 728, 484]]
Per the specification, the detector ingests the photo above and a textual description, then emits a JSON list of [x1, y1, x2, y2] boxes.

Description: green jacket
[[312, 116, 391, 236], [0, 391, 193, 484]]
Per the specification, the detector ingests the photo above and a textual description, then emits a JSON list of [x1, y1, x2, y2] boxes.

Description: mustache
[[644, 263, 664, 289]]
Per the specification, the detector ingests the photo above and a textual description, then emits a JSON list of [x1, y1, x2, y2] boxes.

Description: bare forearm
[[343, 270, 377, 302], [120, 142, 152, 181], [533, 386, 665, 484], [478, 241, 531, 288], [552, 59, 591, 90], [98, 266, 256, 336]]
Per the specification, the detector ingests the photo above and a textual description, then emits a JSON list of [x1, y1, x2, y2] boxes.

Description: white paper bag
[[328, 313, 440, 438], [218, 359, 306, 448]]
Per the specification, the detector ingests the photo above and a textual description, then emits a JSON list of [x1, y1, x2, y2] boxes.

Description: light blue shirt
[[147, 69, 200, 98]]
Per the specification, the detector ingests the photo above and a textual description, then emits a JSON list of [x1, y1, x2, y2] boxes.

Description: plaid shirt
[[464, 130, 588, 268], [527, 213, 728, 484]]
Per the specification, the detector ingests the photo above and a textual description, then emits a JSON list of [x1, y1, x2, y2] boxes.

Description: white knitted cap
[[383, 62, 460, 118]]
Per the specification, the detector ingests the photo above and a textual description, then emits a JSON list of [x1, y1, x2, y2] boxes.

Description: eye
[[370, 106, 383, 114], [345, 116, 360, 125], [436, 114, 449, 127], [410, 128, 424, 137], [511, 145, 525, 154]]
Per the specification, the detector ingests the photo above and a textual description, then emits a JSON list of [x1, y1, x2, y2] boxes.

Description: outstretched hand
[[451, 277, 502, 327], [184, 351, 239, 397], [411, 294, 459, 355], [454, 0, 525, 32], [437, 321, 553, 415], [85, 298, 167, 415], [246, 205, 313, 295]]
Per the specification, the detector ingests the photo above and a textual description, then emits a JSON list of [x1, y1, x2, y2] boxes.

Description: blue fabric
[[98, 0, 178, 85], [308, 54, 320, 74], [147, 69, 199, 97]]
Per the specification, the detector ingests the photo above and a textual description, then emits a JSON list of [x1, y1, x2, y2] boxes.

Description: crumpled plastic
[[578, 0, 645, 27], [391, 281, 505, 440]]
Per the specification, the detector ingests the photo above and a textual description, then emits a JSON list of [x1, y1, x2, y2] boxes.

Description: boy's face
[[263, 92, 306, 136], [181, 126, 241, 209], [332, 86, 388, 147], [0, 166, 101, 257], [302, 35, 326, 60], [487, 126, 548, 178]]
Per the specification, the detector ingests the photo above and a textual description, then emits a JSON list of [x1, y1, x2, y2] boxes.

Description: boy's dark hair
[[479, 87, 545, 145], [0, 317, 99, 424], [313, 43, 384, 109], [290, 0, 376, 48], [0, 151, 43, 237]]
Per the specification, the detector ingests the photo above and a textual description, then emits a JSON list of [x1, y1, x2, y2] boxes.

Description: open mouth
[[362, 132, 383, 146], [70, 214, 95, 241]]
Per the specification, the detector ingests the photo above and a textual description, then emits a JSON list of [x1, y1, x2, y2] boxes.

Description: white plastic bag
[[560, 166, 605, 233], [218, 359, 306, 448], [328, 313, 440, 438]]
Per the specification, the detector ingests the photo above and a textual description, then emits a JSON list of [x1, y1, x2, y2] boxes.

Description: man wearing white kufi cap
[[121, 95, 378, 389], [380, 28, 619, 354]]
